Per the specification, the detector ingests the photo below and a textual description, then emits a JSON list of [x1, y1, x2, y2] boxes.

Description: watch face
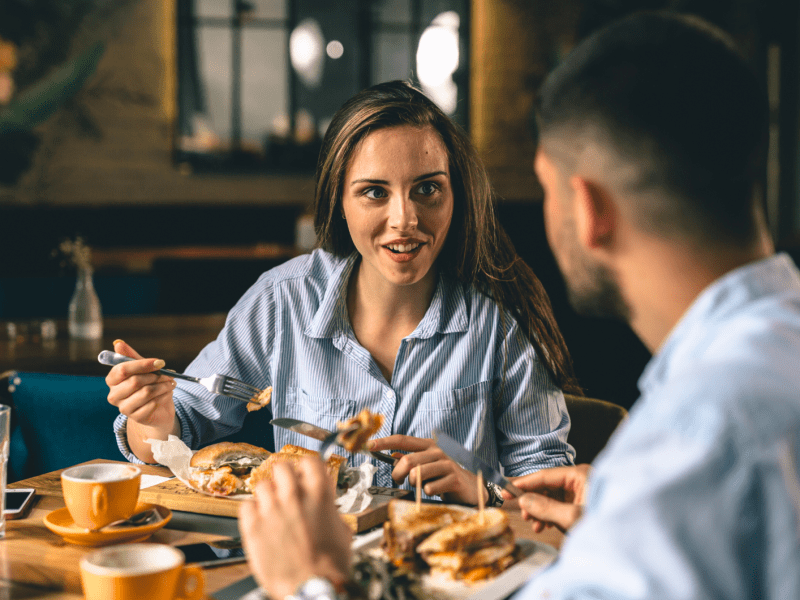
[[296, 577, 338, 600]]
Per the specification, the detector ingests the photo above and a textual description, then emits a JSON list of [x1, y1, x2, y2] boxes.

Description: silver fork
[[98, 350, 265, 405]]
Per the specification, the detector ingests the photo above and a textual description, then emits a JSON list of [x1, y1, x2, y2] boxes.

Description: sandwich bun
[[247, 444, 346, 491]]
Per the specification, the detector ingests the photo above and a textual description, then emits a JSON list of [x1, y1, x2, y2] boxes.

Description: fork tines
[[222, 379, 263, 402]]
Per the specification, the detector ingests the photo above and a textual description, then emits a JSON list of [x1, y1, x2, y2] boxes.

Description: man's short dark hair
[[535, 11, 769, 245]]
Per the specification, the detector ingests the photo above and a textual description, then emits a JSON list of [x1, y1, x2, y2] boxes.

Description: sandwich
[[416, 508, 518, 583], [188, 442, 272, 496], [247, 444, 347, 491], [337, 409, 384, 453], [247, 386, 273, 412], [382, 499, 473, 569]]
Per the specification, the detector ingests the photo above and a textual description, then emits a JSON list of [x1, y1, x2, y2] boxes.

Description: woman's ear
[[569, 175, 614, 251]]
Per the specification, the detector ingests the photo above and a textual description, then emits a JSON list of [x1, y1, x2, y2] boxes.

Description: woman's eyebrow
[[350, 178, 388, 186], [413, 170, 447, 182], [349, 171, 447, 187]]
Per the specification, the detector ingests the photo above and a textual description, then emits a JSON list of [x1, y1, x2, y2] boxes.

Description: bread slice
[[382, 500, 473, 568], [417, 509, 518, 583], [189, 441, 272, 470], [247, 444, 346, 491], [416, 508, 509, 554]]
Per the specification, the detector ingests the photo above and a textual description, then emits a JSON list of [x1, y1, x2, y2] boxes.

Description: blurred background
[[1, 0, 798, 410]]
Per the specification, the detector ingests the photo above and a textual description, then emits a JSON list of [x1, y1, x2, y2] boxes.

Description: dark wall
[[496, 202, 650, 410]]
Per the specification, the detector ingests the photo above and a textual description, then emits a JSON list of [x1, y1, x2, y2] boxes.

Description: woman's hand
[[105, 339, 178, 462], [239, 458, 353, 600], [502, 464, 591, 533], [368, 434, 488, 506]]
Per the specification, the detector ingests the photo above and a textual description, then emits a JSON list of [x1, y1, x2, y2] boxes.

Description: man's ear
[[569, 175, 614, 251]]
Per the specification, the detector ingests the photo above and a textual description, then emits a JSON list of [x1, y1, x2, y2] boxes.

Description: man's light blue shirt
[[114, 249, 574, 489], [519, 253, 800, 599]]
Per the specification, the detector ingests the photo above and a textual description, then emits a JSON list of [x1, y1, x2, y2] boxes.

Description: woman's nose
[[388, 195, 418, 231]]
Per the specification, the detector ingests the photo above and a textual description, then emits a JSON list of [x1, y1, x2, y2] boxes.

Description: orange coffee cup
[[80, 543, 204, 600], [61, 463, 141, 530]]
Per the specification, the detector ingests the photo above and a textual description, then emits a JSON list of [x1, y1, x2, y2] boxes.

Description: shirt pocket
[[415, 380, 493, 441], [279, 386, 356, 446]]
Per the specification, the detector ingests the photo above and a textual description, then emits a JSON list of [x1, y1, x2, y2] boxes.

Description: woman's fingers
[[113, 339, 144, 360]]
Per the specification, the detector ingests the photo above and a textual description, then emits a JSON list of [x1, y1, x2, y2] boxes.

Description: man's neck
[[622, 235, 773, 353]]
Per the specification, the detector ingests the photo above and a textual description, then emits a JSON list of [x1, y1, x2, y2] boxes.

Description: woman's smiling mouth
[[384, 242, 424, 254]]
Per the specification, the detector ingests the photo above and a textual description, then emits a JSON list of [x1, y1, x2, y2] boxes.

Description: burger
[[187, 441, 272, 496]]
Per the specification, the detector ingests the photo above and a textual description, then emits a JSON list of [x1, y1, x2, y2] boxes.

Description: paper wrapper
[[147, 436, 377, 513]]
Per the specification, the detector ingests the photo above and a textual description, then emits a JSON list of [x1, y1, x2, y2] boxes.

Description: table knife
[[270, 417, 397, 465], [433, 428, 524, 497]]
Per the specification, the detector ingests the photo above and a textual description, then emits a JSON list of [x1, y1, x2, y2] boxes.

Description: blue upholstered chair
[[4, 371, 274, 483], [5, 372, 122, 483]]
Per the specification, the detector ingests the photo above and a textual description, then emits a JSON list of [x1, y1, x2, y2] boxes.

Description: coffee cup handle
[[177, 565, 205, 600], [91, 486, 107, 518]]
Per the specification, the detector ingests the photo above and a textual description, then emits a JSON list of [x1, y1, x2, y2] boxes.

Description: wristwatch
[[485, 481, 505, 507], [286, 577, 340, 600]]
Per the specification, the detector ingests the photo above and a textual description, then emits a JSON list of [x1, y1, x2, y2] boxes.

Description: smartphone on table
[[176, 539, 246, 568], [4, 488, 36, 520]]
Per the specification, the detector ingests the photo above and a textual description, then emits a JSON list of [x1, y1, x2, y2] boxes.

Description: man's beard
[[565, 259, 630, 322], [557, 217, 630, 322]]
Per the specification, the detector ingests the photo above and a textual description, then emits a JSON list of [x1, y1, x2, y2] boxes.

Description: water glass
[[0, 405, 10, 539]]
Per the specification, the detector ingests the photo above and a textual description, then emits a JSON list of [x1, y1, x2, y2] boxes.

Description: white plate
[[353, 526, 557, 600]]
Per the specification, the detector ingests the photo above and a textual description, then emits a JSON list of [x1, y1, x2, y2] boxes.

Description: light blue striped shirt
[[114, 249, 574, 490], [518, 253, 800, 600]]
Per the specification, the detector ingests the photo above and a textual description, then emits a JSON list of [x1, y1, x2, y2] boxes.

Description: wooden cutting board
[[138, 477, 412, 532]]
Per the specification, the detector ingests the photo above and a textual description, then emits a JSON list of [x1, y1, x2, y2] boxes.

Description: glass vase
[[68, 267, 103, 339]]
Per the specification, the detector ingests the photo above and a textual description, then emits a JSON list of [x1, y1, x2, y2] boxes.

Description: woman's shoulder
[[256, 248, 350, 288]]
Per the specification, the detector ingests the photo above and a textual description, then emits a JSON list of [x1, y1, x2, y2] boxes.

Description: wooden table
[[1, 314, 228, 377], [4, 461, 564, 600]]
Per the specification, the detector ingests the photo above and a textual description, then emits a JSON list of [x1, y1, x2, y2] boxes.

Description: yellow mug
[[61, 463, 141, 530], [80, 543, 205, 600]]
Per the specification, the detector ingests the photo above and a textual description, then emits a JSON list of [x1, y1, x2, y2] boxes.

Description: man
[[239, 11, 800, 600]]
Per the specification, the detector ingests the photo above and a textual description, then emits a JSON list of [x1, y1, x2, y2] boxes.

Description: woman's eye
[[363, 187, 387, 200], [415, 182, 439, 196]]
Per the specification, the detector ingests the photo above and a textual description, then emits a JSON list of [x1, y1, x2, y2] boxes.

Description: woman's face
[[342, 125, 454, 291]]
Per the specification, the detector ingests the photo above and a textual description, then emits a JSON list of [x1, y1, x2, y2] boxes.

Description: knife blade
[[433, 428, 524, 497], [270, 417, 397, 465]]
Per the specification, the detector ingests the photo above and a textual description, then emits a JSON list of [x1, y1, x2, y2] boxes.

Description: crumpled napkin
[[148, 435, 193, 481], [335, 461, 378, 514], [147, 436, 377, 513]]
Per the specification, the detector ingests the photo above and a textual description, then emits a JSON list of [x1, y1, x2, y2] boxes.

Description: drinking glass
[[0, 405, 10, 539]]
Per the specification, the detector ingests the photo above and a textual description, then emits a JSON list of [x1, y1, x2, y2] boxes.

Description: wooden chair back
[[564, 393, 628, 464]]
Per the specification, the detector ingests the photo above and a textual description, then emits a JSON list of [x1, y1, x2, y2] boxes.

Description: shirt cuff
[[112, 413, 189, 465]]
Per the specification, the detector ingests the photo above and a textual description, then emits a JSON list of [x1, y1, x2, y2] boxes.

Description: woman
[[107, 81, 579, 505]]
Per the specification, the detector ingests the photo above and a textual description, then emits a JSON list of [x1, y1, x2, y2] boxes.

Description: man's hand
[[503, 464, 591, 533], [239, 458, 353, 600], [368, 434, 488, 506]]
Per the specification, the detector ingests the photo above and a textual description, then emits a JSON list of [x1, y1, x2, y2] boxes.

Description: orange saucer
[[43, 502, 172, 546]]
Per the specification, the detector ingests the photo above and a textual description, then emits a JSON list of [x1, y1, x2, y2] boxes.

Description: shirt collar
[[305, 253, 357, 339], [639, 253, 799, 396], [305, 255, 470, 339]]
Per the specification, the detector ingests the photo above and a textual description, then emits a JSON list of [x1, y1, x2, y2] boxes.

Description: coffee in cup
[[80, 543, 204, 600], [61, 463, 141, 530]]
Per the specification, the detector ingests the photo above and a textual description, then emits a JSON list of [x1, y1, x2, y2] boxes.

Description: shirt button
[[385, 390, 395, 400]]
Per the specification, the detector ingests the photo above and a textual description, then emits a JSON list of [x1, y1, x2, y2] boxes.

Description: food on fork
[[247, 386, 273, 412], [382, 499, 473, 569], [416, 508, 518, 583], [247, 444, 347, 492], [188, 442, 272, 496], [337, 409, 384, 453]]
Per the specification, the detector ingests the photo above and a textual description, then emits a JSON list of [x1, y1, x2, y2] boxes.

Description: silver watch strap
[[485, 481, 505, 507]]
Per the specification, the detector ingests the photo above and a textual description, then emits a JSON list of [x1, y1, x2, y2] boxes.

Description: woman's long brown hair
[[314, 81, 581, 395]]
